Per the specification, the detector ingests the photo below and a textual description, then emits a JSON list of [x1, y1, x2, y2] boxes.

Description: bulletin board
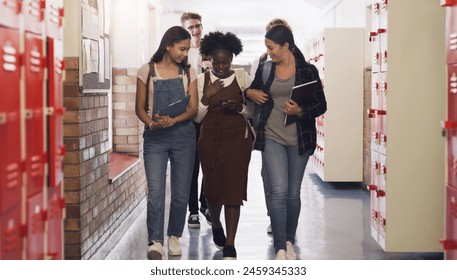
[[80, 0, 111, 93]]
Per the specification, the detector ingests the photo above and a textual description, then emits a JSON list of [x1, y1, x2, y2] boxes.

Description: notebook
[[284, 80, 317, 125], [157, 95, 191, 117]]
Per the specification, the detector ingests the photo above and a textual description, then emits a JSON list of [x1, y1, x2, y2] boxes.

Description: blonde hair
[[266, 18, 291, 32]]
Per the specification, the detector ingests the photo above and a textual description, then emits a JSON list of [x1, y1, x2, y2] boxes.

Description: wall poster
[[80, 0, 110, 93]]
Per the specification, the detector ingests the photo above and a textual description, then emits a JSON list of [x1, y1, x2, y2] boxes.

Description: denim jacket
[[248, 58, 327, 155]]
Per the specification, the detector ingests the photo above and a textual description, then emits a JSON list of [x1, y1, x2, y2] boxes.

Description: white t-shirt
[[188, 47, 203, 75]]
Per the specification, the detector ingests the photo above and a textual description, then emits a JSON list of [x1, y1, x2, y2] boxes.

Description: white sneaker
[[147, 241, 165, 260], [168, 236, 182, 256], [276, 249, 286, 260], [286, 241, 297, 260]]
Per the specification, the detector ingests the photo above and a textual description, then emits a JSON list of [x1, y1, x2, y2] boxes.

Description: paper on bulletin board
[[90, 39, 99, 73], [82, 39, 92, 74], [82, 4, 100, 40], [98, 39, 104, 82], [104, 37, 110, 79]]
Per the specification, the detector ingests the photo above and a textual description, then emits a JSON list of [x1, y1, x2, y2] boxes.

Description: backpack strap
[[144, 62, 153, 112], [234, 68, 248, 91], [262, 60, 272, 85]]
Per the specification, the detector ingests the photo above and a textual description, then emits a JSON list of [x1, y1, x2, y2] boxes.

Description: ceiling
[[153, 0, 337, 65]]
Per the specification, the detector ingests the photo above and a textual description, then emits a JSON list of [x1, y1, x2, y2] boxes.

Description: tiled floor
[[102, 151, 443, 260]]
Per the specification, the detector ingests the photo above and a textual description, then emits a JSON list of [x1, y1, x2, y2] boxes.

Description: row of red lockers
[[366, 0, 388, 234], [1, 0, 66, 259], [441, 1, 457, 259]]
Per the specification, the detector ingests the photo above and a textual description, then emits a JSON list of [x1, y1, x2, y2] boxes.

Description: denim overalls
[[143, 65, 196, 244]]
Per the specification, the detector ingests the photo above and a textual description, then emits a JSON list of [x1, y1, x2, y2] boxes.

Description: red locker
[[378, 28, 388, 73], [45, 0, 64, 40], [47, 38, 65, 188], [23, 0, 45, 35], [370, 31, 381, 73], [26, 192, 45, 260], [444, 1, 457, 259], [24, 32, 45, 197], [46, 183, 65, 259], [0, 0, 21, 29], [0, 204, 22, 259], [0, 27, 22, 211], [368, 150, 380, 232], [445, 5, 457, 64], [446, 65, 457, 188], [441, 186, 457, 259]]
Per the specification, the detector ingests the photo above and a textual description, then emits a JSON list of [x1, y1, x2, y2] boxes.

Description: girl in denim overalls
[[135, 26, 198, 260]]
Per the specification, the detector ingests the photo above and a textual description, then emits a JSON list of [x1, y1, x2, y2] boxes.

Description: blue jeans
[[143, 121, 196, 244], [261, 138, 311, 252]]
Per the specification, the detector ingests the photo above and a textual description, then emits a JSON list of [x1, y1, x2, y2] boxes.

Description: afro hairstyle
[[200, 31, 243, 57]]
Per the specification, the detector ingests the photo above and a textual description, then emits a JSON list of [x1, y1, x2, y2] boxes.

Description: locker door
[[47, 38, 64, 188], [446, 6, 457, 64], [24, 32, 45, 197], [379, 0, 388, 30], [447, 65, 457, 188], [378, 153, 387, 239], [378, 28, 388, 73], [0, 0, 21, 29], [26, 192, 45, 260], [45, 0, 63, 40], [0, 204, 22, 260], [370, 32, 381, 73], [23, 0, 45, 35], [0, 27, 22, 211], [368, 150, 380, 236], [46, 183, 64, 260], [371, 1, 380, 31], [441, 186, 457, 259]]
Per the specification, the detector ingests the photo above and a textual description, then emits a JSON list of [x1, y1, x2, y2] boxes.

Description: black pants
[[188, 122, 207, 214]]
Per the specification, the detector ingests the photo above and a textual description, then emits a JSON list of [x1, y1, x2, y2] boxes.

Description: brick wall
[[62, 58, 146, 259], [112, 68, 144, 157], [363, 68, 372, 186]]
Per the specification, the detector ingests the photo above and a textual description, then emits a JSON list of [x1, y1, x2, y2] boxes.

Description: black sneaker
[[200, 208, 212, 225], [212, 227, 226, 249], [222, 245, 237, 260], [187, 214, 200, 228]]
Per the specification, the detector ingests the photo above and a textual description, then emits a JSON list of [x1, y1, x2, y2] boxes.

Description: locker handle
[[367, 184, 378, 191], [380, 134, 387, 143], [441, 0, 457, 7], [376, 110, 386, 116], [440, 240, 457, 249], [376, 189, 386, 197], [377, 28, 387, 34], [441, 120, 457, 129]]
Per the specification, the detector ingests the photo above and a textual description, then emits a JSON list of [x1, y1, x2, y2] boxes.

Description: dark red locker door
[[24, 32, 45, 197], [45, 0, 63, 40], [0, 204, 22, 259], [446, 65, 457, 188], [26, 192, 44, 260], [47, 38, 64, 188], [0, 27, 22, 212], [0, 0, 21, 29], [441, 186, 457, 259], [46, 183, 64, 260], [445, 5, 457, 64], [23, 0, 45, 35]]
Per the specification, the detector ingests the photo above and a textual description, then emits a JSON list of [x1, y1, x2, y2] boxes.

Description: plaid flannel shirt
[[248, 58, 327, 155]]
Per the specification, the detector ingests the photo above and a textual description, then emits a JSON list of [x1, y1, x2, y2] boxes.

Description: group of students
[[135, 12, 327, 261]]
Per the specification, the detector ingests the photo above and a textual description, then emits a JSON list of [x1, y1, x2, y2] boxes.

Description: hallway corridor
[[100, 151, 443, 260]]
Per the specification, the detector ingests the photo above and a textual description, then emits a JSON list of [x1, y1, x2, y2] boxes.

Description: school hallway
[[98, 151, 442, 260]]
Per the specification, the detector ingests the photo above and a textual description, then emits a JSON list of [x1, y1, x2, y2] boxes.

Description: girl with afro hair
[[194, 31, 253, 260]]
